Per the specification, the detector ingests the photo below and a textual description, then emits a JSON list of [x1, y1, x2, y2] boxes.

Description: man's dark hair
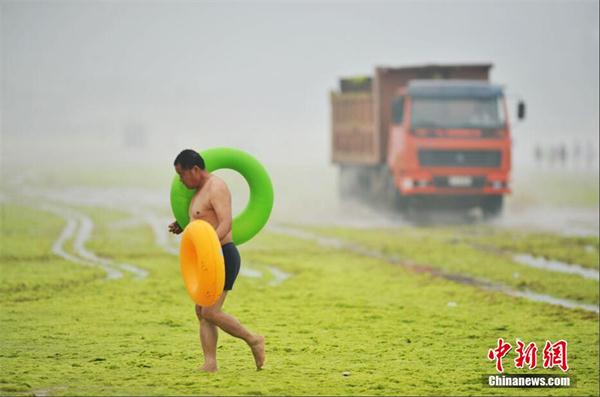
[[174, 149, 205, 170]]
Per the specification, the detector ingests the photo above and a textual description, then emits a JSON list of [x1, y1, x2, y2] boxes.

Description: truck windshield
[[411, 96, 506, 129]]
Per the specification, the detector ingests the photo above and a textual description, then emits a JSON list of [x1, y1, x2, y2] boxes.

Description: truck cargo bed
[[330, 91, 378, 165], [330, 64, 492, 165]]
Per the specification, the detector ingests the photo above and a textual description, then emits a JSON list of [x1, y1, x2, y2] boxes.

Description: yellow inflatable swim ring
[[179, 220, 225, 306]]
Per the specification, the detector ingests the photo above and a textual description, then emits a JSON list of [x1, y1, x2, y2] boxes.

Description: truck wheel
[[356, 167, 373, 200], [481, 195, 504, 218], [384, 172, 407, 211], [393, 189, 409, 212], [368, 165, 389, 204]]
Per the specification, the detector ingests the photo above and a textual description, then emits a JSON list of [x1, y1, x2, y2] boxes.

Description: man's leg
[[195, 305, 219, 372], [202, 291, 265, 369]]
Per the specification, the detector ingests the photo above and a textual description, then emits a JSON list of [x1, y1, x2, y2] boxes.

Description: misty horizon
[[1, 0, 599, 168]]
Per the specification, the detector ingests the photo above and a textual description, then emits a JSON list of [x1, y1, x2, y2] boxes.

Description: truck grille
[[433, 176, 486, 188], [418, 149, 501, 167]]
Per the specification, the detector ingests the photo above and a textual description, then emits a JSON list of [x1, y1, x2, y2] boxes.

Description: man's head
[[174, 149, 207, 189]]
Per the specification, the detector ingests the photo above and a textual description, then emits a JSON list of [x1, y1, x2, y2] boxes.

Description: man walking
[[169, 149, 265, 372]]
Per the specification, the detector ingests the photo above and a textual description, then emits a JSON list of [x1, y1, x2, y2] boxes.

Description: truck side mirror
[[393, 97, 404, 123], [517, 101, 526, 120]]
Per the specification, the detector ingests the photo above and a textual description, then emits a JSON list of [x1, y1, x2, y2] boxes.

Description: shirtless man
[[168, 149, 265, 372]]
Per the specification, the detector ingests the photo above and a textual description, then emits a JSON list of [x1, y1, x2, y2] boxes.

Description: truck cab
[[387, 80, 513, 215]]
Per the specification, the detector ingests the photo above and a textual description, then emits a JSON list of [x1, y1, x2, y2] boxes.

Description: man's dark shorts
[[222, 242, 241, 291]]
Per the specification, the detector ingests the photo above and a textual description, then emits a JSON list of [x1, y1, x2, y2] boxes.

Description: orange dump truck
[[330, 64, 525, 216]]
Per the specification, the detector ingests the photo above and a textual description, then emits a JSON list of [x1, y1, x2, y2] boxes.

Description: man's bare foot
[[249, 335, 265, 370], [198, 362, 218, 372]]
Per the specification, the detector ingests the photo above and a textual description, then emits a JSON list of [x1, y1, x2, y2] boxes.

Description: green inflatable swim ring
[[170, 147, 274, 246]]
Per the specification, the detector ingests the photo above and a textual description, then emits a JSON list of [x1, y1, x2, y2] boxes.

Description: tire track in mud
[[8, 188, 150, 281], [8, 185, 290, 286], [267, 225, 599, 313], [50, 212, 90, 266], [511, 253, 599, 281], [467, 242, 600, 281], [41, 205, 148, 280], [4, 186, 147, 281]]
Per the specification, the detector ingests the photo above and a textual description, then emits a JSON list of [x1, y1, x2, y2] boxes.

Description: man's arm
[[210, 181, 233, 243]]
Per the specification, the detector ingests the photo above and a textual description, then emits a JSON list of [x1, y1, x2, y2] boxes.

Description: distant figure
[[534, 143, 543, 166], [558, 143, 567, 168]]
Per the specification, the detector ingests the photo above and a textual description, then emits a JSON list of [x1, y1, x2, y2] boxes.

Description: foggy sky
[[1, 0, 599, 166]]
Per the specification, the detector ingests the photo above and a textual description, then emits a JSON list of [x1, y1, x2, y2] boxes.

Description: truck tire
[[356, 166, 373, 200], [384, 171, 407, 211], [339, 165, 376, 201], [481, 195, 504, 218], [365, 165, 389, 204]]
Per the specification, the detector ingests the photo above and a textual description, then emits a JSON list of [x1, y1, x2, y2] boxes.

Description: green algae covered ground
[[305, 226, 600, 305], [1, 202, 598, 396]]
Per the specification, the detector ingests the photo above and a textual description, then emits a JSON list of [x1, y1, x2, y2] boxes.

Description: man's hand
[[168, 221, 183, 235]]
